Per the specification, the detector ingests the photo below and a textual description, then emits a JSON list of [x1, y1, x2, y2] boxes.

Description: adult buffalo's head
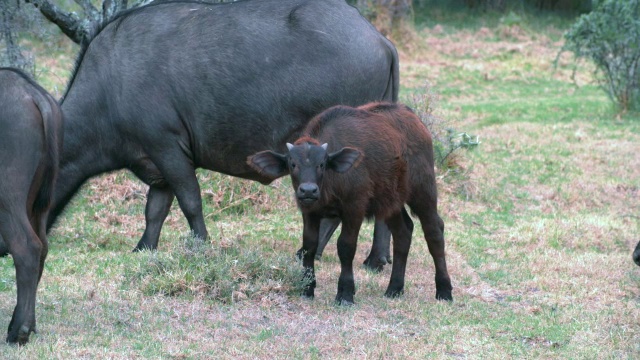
[[247, 140, 362, 208]]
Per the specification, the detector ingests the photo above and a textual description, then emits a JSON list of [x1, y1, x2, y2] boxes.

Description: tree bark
[[24, 0, 89, 44], [0, 0, 30, 70]]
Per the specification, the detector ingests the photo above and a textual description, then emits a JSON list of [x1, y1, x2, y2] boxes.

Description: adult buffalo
[[47, 0, 398, 267], [634, 240, 640, 266], [0, 68, 63, 344]]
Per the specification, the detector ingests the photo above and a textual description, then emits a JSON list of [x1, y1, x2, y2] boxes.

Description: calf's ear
[[247, 151, 289, 179], [327, 147, 362, 173]]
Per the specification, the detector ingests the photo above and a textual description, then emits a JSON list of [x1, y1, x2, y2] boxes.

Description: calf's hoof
[[296, 248, 322, 261], [335, 297, 355, 306], [436, 290, 453, 302], [384, 287, 404, 298], [6, 324, 33, 346], [302, 287, 315, 300], [133, 244, 156, 253]]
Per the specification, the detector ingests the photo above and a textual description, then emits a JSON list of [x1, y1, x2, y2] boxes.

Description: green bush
[[560, 0, 640, 112]]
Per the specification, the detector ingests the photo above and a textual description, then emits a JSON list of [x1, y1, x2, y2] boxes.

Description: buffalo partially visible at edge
[[0, 68, 63, 345]]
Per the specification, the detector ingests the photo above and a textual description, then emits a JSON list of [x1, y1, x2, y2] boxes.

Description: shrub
[[405, 84, 479, 171], [405, 84, 479, 200], [560, 0, 640, 112]]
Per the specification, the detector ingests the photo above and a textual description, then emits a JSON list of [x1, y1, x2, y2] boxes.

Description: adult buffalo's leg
[[316, 217, 340, 259], [134, 186, 175, 251], [152, 153, 208, 241], [633, 240, 640, 266], [0, 235, 8, 257], [0, 213, 41, 345], [363, 219, 393, 271], [296, 217, 340, 260], [384, 208, 414, 298], [298, 217, 393, 272]]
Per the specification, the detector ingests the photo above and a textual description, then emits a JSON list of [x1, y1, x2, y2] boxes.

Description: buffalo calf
[[248, 102, 453, 304], [0, 68, 63, 344]]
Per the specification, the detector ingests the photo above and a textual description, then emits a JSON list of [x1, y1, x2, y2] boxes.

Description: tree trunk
[[0, 0, 31, 71], [23, 0, 135, 45]]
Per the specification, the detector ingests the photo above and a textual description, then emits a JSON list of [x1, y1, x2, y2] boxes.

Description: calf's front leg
[[335, 217, 363, 305], [301, 213, 321, 299]]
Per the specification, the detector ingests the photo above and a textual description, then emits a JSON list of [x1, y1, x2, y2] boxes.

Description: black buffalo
[[0, 68, 63, 344], [48, 0, 398, 267], [634, 240, 640, 266]]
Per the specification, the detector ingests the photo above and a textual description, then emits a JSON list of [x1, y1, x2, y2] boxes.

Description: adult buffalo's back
[[49, 0, 399, 251]]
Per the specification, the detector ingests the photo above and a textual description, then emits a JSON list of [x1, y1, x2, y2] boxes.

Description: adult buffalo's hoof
[[363, 255, 390, 272]]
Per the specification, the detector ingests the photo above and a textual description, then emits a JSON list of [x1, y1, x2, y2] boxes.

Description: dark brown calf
[[248, 102, 453, 304], [0, 68, 63, 344]]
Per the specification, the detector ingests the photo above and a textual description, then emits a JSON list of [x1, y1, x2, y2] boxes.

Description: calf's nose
[[298, 183, 319, 197]]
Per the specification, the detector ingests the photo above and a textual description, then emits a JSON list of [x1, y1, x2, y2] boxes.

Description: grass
[[0, 12, 639, 359]]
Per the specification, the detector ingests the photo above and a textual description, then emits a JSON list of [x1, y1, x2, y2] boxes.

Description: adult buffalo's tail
[[32, 92, 62, 217], [633, 240, 640, 266], [382, 37, 400, 103]]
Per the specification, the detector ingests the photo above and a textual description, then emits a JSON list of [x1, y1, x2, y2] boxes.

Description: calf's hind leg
[[384, 208, 413, 298], [410, 198, 453, 301]]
